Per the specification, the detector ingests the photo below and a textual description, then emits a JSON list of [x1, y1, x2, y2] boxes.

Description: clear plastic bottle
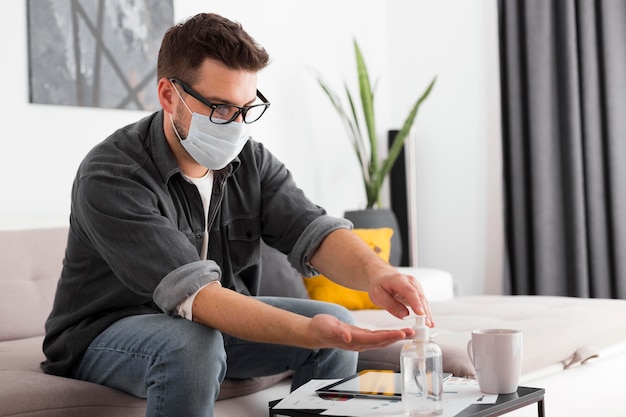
[[401, 315, 444, 416]]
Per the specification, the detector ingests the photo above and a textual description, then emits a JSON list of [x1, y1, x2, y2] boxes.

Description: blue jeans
[[73, 297, 358, 417]]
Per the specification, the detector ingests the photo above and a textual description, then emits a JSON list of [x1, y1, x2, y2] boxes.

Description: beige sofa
[[2, 227, 626, 417], [0, 227, 454, 417]]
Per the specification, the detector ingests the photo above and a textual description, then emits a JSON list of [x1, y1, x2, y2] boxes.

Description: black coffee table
[[269, 385, 545, 417]]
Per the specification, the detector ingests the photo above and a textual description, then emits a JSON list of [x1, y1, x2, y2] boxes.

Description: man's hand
[[305, 314, 414, 352], [309, 228, 435, 327], [367, 271, 434, 327]]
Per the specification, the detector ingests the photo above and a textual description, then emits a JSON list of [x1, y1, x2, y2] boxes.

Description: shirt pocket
[[226, 216, 261, 272]]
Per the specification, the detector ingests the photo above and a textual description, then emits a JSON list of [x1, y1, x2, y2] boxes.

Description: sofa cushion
[[258, 239, 309, 299], [302, 228, 393, 310], [0, 228, 67, 342], [0, 338, 146, 417], [353, 295, 626, 378]]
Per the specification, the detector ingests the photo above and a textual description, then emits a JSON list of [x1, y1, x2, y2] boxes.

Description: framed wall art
[[27, 0, 173, 110]]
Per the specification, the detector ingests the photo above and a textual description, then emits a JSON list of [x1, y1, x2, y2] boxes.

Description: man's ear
[[158, 78, 175, 114]]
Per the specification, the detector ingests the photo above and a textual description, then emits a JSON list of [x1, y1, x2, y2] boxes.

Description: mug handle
[[467, 340, 474, 365]]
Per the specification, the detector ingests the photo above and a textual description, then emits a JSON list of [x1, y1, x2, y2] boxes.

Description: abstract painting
[[27, 0, 173, 111]]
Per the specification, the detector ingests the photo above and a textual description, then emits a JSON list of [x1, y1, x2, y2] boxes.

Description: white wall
[[387, 1, 504, 295], [0, 0, 502, 295]]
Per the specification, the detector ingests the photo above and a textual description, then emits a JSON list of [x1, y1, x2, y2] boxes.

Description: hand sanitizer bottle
[[401, 315, 444, 416]]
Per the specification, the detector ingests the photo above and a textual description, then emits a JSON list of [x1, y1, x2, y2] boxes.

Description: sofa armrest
[[395, 267, 455, 302]]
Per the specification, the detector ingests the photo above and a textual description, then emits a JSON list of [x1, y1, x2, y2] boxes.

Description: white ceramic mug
[[466, 329, 523, 394]]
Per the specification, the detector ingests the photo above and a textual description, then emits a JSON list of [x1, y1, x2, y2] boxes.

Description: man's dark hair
[[157, 13, 270, 84]]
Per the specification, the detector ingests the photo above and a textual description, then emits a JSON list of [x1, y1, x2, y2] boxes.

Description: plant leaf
[[378, 76, 437, 191], [354, 40, 379, 188], [315, 41, 436, 209], [317, 76, 368, 186], [344, 83, 369, 182]]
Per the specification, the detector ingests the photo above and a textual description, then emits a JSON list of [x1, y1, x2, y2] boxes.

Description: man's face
[[162, 58, 260, 176]]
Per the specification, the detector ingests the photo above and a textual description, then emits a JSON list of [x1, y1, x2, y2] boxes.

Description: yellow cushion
[[302, 227, 393, 310]]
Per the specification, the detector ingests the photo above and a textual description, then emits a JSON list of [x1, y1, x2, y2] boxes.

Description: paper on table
[[318, 377, 497, 417], [320, 396, 404, 417], [273, 377, 498, 417], [438, 377, 498, 416], [273, 379, 342, 410]]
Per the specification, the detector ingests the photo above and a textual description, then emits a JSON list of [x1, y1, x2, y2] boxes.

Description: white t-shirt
[[176, 170, 220, 320]]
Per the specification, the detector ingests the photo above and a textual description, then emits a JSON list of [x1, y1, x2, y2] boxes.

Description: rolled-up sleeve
[[288, 215, 353, 277], [153, 260, 222, 315]]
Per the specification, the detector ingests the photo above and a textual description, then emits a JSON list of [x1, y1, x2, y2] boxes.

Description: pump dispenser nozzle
[[413, 315, 429, 341]]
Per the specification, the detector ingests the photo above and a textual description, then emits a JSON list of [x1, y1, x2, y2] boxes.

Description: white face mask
[[170, 83, 251, 170]]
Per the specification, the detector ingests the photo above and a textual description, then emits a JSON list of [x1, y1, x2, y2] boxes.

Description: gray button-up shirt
[[42, 110, 350, 376]]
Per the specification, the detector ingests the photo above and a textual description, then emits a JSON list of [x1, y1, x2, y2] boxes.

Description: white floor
[[508, 347, 626, 417]]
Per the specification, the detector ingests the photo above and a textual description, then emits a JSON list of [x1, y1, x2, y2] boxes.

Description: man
[[42, 12, 433, 417]]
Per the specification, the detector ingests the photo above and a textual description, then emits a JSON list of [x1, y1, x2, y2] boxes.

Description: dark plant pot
[[344, 208, 402, 266]]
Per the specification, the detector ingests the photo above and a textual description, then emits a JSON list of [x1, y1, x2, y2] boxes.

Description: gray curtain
[[499, 0, 626, 298]]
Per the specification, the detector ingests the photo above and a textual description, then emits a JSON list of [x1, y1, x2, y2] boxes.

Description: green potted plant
[[317, 39, 436, 265], [317, 39, 436, 209]]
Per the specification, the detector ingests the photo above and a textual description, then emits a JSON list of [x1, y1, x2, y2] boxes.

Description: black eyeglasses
[[169, 78, 270, 124]]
